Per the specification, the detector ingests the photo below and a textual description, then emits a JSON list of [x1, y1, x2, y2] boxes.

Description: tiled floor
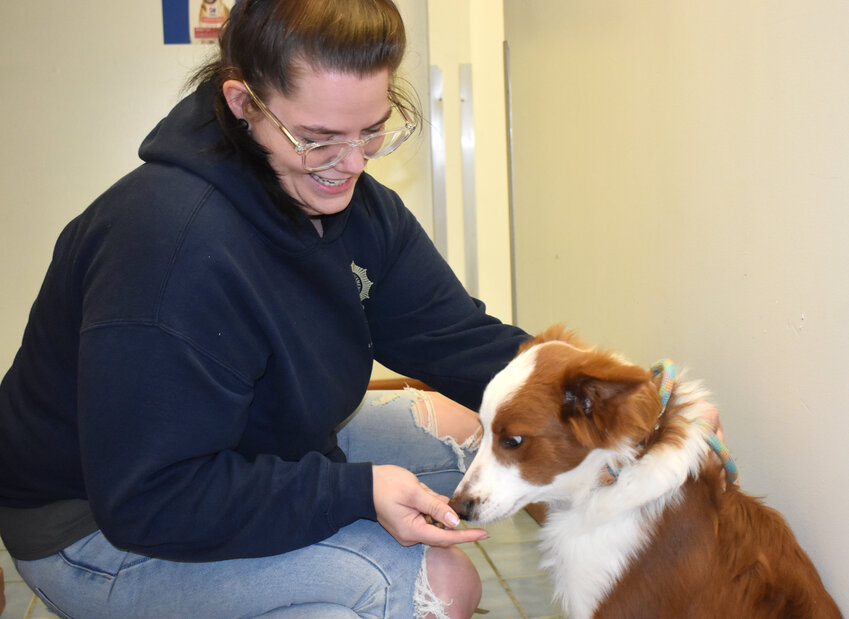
[[0, 545, 53, 619], [465, 509, 563, 619], [0, 509, 562, 618]]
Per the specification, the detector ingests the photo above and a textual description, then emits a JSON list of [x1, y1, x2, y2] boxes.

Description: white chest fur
[[537, 423, 708, 618], [539, 500, 661, 619]]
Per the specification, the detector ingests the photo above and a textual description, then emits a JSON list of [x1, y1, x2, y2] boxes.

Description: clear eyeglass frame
[[242, 81, 417, 173]]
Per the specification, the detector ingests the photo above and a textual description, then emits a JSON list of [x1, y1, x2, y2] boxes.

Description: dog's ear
[[562, 385, 593, 417], [561, 376, 642, 419]]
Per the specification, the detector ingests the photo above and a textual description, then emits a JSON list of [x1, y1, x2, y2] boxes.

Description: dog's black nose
[[448, 495, 477, 520]]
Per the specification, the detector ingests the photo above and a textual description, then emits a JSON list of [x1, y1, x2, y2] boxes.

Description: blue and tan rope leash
[[692, 418, 739, 484], [607, 360, 739, 485], [652, 358, 676, 414]]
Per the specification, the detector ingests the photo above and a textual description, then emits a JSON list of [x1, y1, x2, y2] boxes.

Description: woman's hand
[[372, 465, 488, 547]]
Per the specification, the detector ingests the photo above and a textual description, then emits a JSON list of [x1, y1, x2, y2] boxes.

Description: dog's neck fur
[[539, 380, 712, 619]]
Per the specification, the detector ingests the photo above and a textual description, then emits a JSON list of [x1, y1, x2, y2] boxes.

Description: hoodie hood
[[138, 81, 353, 251]]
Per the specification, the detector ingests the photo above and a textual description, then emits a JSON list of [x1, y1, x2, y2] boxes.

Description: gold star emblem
[[351, 261, 373, 302]]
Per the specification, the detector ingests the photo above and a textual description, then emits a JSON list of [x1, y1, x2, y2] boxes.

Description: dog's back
[[591, 463, 842, 618]]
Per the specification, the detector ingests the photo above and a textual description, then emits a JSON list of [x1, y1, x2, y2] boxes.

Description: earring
[[238, 118, 250, 131]]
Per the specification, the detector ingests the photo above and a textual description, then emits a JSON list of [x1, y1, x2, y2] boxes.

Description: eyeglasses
[[242, 81, 416, 173]]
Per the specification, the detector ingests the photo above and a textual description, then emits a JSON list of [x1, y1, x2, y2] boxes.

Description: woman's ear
[[222, 79, 250, 120]]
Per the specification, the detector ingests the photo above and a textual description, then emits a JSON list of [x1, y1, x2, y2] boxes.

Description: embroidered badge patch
[[351, 261, 373, 302]]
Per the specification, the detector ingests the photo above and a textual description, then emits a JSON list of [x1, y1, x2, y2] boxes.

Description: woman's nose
[[334, 144, 368, 175]]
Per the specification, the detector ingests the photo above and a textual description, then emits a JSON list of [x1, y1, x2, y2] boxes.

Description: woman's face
[[248, 68, 393, 218]]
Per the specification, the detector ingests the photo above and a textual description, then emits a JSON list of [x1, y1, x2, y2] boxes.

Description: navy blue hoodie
[[0, 83, 528, 561]]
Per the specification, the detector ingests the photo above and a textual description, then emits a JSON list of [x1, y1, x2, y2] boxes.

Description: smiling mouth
[[310, 173, 348, 187]]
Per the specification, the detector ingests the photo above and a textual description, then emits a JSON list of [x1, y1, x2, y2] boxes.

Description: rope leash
[[606, 359, 739, 486], [651, 358, 676, 414], [691, 418, 739, 485]]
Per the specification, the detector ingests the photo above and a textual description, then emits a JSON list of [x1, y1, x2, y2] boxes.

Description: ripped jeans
[[13, 389, 480, 619]]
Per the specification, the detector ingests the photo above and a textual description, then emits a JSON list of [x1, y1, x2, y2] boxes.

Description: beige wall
[[427, 0, 471, 284], [506, 0, 848, 608], [428, 0, 514, 324], [372, 0, 514, 380], [469, 0, 513, 326]]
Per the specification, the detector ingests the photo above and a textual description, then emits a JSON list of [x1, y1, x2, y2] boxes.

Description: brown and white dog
[[450, 326, 841, 619]]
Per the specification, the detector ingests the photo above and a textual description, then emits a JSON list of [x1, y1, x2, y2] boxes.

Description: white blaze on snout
[[454, 345, 547, 523], [455, 435, 544, 523]]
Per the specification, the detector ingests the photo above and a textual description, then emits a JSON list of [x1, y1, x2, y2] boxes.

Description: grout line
[[24, 593, 38, 619], [473, 540, 529, 619]]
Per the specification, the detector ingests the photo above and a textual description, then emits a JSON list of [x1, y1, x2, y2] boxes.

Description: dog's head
[[450, 326, 663, 523]]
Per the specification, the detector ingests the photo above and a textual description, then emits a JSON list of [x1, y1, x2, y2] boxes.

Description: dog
[[450, 326, 841, 618]]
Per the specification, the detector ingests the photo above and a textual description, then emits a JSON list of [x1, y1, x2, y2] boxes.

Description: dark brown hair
[[190, 0, 419, 219]]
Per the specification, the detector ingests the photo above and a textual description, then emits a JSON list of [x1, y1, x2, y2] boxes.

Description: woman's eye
[[499, 435, 524, 450], [363, 125, 385, 137], [301, 133, 335, 144]]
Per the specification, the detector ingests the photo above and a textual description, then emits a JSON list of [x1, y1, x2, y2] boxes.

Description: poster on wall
[[162, 0, 238, 45]]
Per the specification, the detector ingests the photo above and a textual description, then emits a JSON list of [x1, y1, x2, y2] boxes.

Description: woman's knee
[[413, 391, 482, 445], [417, 546, 482, 619]]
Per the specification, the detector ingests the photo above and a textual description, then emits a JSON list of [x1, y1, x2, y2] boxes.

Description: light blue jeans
[[13, 389, 478, 618]]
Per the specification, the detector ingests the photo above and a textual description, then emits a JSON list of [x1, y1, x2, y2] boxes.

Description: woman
[[0, 0, 530, 617]]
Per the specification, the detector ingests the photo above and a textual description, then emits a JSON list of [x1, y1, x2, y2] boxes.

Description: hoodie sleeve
[[358, 179, 530, 410], [77, 323, 375, 561]]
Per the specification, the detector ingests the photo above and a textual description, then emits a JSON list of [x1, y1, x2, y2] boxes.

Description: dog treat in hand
[[423, 514, 446, 529]]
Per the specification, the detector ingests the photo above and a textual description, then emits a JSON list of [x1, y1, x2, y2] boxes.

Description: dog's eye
[[499, 435, 524, 449]]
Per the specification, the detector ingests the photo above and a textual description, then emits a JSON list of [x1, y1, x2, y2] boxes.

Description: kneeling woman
[[0, 1, 528, 617]]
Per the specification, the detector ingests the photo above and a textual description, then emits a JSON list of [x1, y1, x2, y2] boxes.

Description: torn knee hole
[[410, 390, 481, 447], [411, 390, 440, 436], [414, 550, 452, 619]]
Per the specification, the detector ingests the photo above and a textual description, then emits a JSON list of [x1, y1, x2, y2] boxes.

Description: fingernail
[[445, 512, 460, 527]]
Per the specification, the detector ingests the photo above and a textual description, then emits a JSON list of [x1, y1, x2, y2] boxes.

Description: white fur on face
[[478, 344, 539, 427], [453, 346, 547, 522], [454, 432, 544, 523]]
